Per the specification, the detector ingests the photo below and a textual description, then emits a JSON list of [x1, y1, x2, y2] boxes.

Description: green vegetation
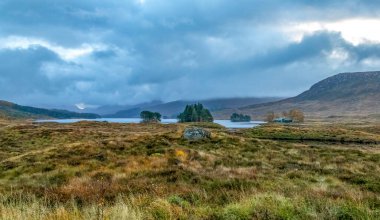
[[177, 103, 213, 122], [248, 123, 380, 143], [0, 120, 379, 219], [140, 111, 162, 123], [230, 113, 251, 122]]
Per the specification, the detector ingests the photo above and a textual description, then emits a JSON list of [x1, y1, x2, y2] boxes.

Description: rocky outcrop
[[183, 127, 211, 140]]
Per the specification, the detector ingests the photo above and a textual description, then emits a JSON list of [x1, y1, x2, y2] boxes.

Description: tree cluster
[[288, 109, 305, 122], [265, 111, 276, 122], [177, 103, 213, 122], [140, 111, 161, 123], [230, 113, 251, 122], [265, 109, 305, 123]]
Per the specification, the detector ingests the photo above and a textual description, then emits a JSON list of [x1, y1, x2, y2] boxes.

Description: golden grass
[[0, 195, 142, 220], [0, 120, 379, 219]]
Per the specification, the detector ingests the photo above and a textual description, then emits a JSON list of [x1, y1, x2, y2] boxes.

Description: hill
[[86, 100, 164, 115], [105, 97, 281, 118], [214, 71, 380, 119], [0, 100, 100, 119]]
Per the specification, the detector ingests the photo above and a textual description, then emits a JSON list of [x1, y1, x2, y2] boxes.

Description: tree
[[177, 103, 213, 122], [289, 109, 304, 122], [140, 111, 161, 123], [265, 111, 275, 122], [230, 113, 251, 122]]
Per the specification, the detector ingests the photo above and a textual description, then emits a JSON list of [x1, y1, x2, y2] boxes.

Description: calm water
[[35, 118, 264, 129]]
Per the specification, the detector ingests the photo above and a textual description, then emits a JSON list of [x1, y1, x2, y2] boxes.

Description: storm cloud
[[1, 0, 380, 108]]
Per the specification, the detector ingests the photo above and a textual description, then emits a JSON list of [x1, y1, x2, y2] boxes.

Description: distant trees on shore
[[289, 109, 304, 122], [140, 111, 161, 123], [177, 103, 213, 122], [265, 109, 305, 123], [230, 113, 251, 122], [266, 111, 276, 122]]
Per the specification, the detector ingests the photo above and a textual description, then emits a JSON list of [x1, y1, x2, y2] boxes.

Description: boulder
[[183, 127, 211, 140]]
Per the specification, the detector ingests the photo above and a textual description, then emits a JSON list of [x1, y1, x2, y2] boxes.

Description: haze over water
[[36, 118, 265, 129]]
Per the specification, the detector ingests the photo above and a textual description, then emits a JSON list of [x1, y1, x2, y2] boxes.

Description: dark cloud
[[1, 0, 380, 108], [92, 49, 117, 59], [249, 32, 338, 69], [0, 47, 61, 96]]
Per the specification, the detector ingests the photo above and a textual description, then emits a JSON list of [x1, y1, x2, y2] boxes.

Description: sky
[[1, 0, 380, 109]]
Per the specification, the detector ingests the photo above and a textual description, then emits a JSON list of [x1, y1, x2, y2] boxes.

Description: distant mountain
[[0, 100, 100, 119], [216, 71, 380, 118], [86, 100, 163, 115], [105, 97, 282, 118]]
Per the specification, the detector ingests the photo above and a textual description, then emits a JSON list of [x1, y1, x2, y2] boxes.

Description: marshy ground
[[0, 118, 379, 219]]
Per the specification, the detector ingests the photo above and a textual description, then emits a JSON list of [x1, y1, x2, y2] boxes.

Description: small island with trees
[[140, 111, 161, 123], [177, 103, 213, 122], [230, 113, 251, 122]]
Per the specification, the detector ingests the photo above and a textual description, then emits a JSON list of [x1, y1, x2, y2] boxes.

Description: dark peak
[[311, 71, 380, 89], [335, 71, 380, 77], [294, 71, 380, 101], [0, 100, 15, 107]]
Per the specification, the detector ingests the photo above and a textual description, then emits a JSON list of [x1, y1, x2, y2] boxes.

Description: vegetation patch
[[0, 120, 378, 219]]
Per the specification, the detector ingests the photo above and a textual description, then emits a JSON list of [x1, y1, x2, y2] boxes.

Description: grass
[[0, 120, 379, 219], [0, 194, 142, 220], [247, 123, 380, 143]]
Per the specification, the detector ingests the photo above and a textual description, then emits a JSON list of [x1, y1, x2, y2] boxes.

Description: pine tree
[[177, 103, 213, 122], [230, 113, 251, 122]]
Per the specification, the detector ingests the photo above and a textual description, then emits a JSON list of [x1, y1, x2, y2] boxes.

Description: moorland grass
[[0, 121, 379, 219]]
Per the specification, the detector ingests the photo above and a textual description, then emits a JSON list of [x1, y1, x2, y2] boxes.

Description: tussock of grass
[[211, 193, 380, 220], [0, 194, 142, 220]]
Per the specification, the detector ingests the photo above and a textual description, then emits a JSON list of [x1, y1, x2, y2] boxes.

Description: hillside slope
[[106, 97, 282, 118], [86, 100, 164, 115], [0, 100, 100, 119], [215, 71, 380, 118]]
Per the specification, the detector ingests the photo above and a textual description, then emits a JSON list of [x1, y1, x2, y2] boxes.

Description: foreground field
[[0, 120, 379, 219]]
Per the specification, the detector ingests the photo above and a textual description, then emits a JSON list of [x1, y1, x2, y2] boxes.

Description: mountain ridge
[[0, 100, 101, 119], [105, 97, 283, 118], [214, 71, 380, 119]]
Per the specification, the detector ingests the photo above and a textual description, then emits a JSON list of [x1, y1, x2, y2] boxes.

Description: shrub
[[140, 111, 161, 123]]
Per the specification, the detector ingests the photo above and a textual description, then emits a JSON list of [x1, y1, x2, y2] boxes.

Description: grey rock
[[183, 127, 211, 140]]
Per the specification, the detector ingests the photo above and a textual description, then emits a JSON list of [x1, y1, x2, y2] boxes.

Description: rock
[[183, 127, 211, 140]]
